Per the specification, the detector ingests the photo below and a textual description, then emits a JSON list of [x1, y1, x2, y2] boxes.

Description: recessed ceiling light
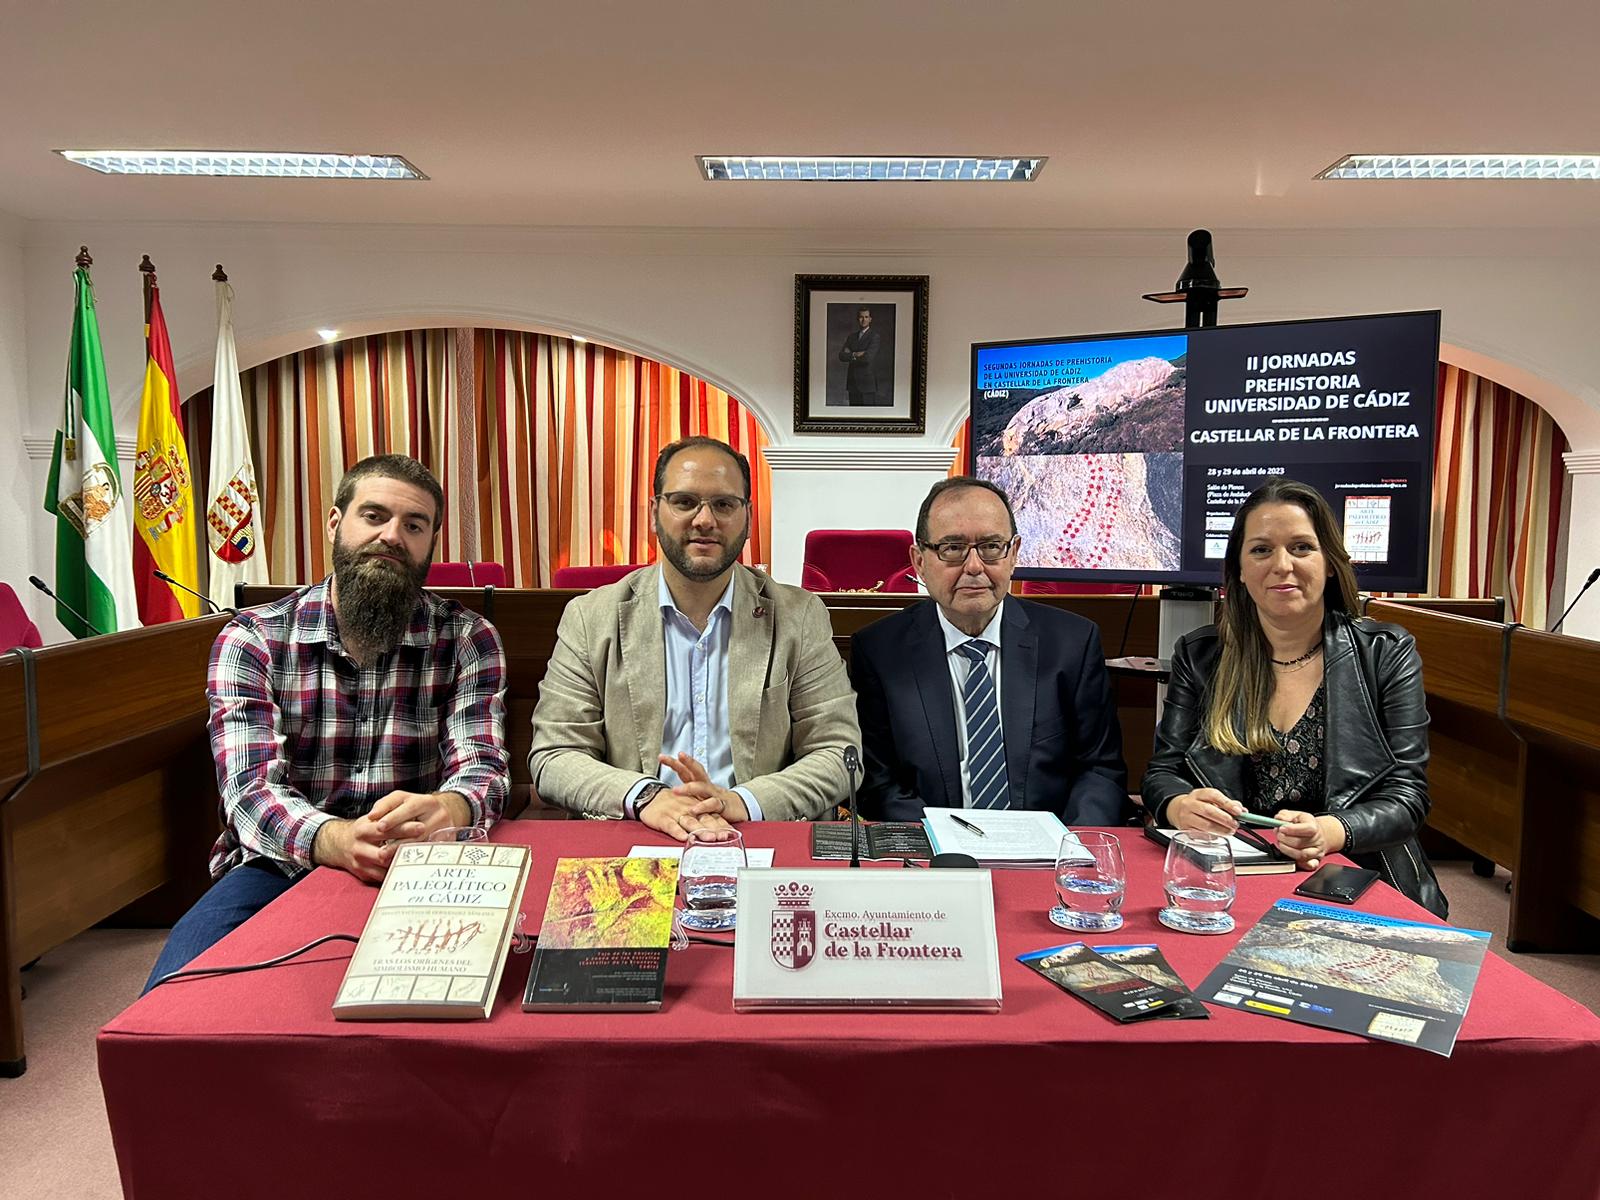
[[55, 150, 427, 180], [317, 329, 340, 342], [697, 156, 1046, 182], [1317, 154, 1600, 181]]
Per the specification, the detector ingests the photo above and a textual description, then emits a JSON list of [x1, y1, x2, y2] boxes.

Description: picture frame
[[793, 274, 929, 434]]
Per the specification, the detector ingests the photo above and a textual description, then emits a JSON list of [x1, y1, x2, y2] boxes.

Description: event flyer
[[971, 311, 1438, 591], [1096, 943, 1210, 1020], [1196, 899, 1491, 1056], [1018, 941, 1187, 1022]]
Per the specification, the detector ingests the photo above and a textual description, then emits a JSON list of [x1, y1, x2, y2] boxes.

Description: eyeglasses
[[919, 538, 1016, 565], [655, 491, 750, 521]]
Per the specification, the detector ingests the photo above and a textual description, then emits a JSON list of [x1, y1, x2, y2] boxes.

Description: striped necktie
[[956, 639, 1010, 809]]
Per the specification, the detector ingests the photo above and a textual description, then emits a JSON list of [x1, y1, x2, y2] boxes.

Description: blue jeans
[[141, 859, 301, 994]]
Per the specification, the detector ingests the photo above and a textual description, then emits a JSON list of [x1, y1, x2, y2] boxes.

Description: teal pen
[[1236, 812, 1290, 829]]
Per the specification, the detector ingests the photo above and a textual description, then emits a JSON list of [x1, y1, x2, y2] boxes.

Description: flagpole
[[139, 253, 156, 325]]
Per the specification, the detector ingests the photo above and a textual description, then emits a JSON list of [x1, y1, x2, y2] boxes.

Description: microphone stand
[[844, 746, 863, 868], [27, 574, 106, 637], [153, 569, 234, 615], [1550, 568, 1600, 634]]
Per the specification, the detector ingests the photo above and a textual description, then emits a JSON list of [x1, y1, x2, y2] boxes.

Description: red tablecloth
[[99, 824, 1600, 1200]]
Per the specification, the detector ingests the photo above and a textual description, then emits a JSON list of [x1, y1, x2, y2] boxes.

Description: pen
[[1236, 812, 1289, 829], [951, 814, 987, 837]]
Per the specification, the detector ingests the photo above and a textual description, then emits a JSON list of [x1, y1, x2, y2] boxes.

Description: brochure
[[1096, 943, 1210, 1020], [1018, 941, 1186, 1022], [1196, 898, 1491, 1055], [810, 821, 932, 861]]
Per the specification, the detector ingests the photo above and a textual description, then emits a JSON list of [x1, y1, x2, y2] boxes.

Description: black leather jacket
[[1142, 610, 1447, 918]]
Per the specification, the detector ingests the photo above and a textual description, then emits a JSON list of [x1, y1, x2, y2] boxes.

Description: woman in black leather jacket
[[1141, 479, 1447, 917]]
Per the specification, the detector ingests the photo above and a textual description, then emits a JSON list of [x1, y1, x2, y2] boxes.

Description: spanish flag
[[132, 257, 199, 622]]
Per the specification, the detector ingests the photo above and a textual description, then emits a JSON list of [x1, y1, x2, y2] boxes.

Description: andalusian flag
[[205, 271, 267, 607], [42, 253, 141, 637], [132, 261, 199, 622]]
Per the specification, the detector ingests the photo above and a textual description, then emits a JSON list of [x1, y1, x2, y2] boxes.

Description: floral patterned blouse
[[1247, 682, 1326, 812]]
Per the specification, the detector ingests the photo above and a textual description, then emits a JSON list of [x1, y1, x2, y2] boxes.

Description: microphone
[[1550, 567, 1600, 634], [153, 569, 233, 615], [28, 574, 106, 637], [843, 745, 863, 868]]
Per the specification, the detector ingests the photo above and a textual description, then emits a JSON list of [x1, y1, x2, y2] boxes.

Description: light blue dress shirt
[[622, 573, 763, 820]]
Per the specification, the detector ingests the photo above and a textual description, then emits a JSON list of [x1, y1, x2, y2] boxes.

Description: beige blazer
[[529, 564, 860, 820]]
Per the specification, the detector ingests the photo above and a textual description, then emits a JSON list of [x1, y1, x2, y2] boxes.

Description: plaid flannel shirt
[[207, 579, 509, 880]]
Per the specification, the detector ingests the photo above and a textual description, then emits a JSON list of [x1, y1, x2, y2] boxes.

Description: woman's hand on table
[[1167, 788, 1245, 835], [1273, 810, 1346, 871]]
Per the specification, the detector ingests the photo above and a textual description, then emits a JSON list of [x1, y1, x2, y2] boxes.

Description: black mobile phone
[[1293, 863, 1380, 904]]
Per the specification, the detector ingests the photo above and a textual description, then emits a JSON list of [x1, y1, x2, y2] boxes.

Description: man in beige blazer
[[530, 436, 859, 840]]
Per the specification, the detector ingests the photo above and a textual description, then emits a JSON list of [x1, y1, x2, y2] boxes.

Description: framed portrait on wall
[[793, 274, 928, 434]]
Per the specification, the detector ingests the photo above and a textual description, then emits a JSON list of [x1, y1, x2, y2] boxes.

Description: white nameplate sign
[[732, 868, 1001, 1012]]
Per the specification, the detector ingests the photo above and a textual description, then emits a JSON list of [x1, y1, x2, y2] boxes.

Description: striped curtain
[[1431, 363, 1566, 627], [473, 331, 771, 585], [184, 328, 771, 587], [241, 330, 464, 583], [951, 361, 1570, 623]]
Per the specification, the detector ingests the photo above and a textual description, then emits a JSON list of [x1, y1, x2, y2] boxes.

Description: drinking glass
[[678, 827, 746, 932], [1159, 831, 1236, 934], [1049, 831, 1126, 932], [427, 825, 488, 844]]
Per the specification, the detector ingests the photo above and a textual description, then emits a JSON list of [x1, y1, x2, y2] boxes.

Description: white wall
[[0, 210, 43, 631], [13, 222, 1600, 635]]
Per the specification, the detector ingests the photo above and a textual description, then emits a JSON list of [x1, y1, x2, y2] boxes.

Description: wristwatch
[[632, 782, 666, 819]]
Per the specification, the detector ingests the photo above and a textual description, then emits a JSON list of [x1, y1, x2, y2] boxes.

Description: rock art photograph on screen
[[995, 355, 1186, 457], [981, 451, 1181, 572]]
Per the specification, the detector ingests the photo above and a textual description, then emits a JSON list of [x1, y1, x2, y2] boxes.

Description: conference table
[[99, 823, 1600, 1200]]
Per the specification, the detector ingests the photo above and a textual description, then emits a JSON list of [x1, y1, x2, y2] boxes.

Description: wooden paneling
[[1, 618, 225, 1072], [1363, 600, 1522, 880], [1503, 626, 1600, 950], [0, 652, 28, 1074]]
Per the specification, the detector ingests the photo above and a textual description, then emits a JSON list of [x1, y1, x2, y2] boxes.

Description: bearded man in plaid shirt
[[143, 455, 508, 992]]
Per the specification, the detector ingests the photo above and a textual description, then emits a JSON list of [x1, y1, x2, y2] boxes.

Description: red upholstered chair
[[0, 584, 43, 652], [801, 529, 917, 593], [426, 562, 508, 587], [550, 564, 647, 589]]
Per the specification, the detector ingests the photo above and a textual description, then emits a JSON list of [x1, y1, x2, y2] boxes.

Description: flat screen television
[[969, 310, 1440, 592]]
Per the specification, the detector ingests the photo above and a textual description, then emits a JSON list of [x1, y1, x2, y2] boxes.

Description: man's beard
[[331, 533, 431, 654], [656, 516, 748, 582]]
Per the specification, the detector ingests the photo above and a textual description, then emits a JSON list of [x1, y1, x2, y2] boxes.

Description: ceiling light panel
[[697, 156, 1045, 182], [1317, 154, 1600, 181], [56, 151, 427, 179]]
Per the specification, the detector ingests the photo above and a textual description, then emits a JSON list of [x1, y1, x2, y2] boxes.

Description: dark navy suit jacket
[[850, 597, 1128, 824]]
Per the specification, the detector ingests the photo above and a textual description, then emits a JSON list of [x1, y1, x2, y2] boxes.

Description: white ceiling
[[2, 0, 1597, 231]]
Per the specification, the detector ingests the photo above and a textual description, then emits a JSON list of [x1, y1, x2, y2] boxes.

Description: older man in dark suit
[[850, 477, 1127, 824]]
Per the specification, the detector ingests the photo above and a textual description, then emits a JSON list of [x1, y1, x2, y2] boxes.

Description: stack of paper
[[921, 808, 1090, 868]]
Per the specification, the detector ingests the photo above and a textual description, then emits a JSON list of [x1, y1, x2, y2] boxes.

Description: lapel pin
[[753, 605, 767, 618]]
